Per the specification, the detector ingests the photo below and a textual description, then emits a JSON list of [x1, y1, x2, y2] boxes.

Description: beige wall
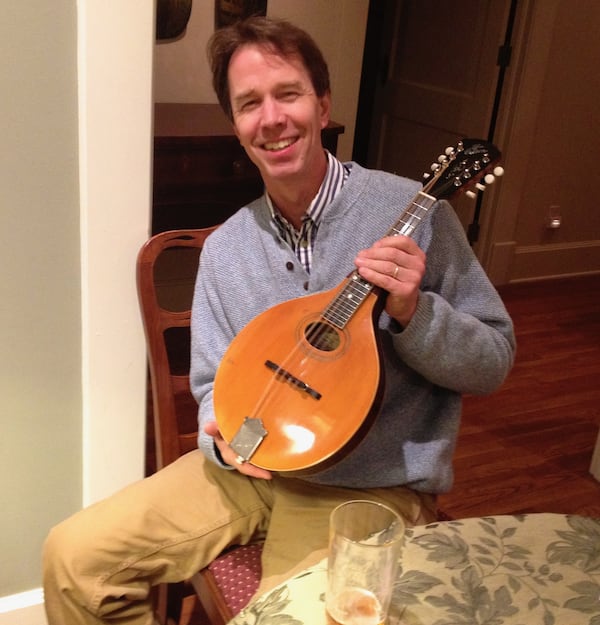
[[1, 0, 81, 599], [1, 2, 153, 623], [154, 0, 370, 161]]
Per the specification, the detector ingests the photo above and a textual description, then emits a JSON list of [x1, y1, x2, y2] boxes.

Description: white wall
[[78, 0, 153, 507]]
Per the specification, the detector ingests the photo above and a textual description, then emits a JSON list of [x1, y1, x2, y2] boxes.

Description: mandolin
[[213, 139, 503, 474]]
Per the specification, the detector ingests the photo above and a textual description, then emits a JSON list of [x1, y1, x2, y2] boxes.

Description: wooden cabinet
[[153, 103, 345, 233]]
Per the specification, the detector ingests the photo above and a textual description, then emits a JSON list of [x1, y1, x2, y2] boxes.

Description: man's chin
[[259, 160, 302, 183]]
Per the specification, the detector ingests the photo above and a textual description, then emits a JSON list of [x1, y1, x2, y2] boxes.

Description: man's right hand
[[204, 420, 273, 479]]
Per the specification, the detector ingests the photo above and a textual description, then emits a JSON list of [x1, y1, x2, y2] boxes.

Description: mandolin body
[[214, 283, 385, 474]]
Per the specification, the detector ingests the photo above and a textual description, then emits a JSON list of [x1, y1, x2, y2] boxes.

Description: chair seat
[[207, 543, 263, 616]]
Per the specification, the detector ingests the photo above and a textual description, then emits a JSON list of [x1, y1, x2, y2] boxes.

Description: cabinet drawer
[[153, 136, 259, 188]]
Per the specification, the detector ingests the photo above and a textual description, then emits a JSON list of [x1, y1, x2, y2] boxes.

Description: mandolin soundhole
[[304, 321, 341, 352]]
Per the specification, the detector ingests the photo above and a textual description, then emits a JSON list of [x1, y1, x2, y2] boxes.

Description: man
[[43, 16, 515, 625]]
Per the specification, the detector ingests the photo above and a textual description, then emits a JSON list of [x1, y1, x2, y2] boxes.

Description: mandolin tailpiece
[[229, 416, 268, 462]]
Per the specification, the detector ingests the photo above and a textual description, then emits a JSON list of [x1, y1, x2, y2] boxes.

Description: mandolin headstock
[[423, 139, 504, 202]]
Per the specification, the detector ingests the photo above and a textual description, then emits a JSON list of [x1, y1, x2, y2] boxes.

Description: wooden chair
[[136, 228, 263, 625]]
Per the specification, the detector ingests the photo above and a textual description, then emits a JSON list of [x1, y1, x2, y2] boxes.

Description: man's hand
[[354, 235, 426, 328], [204, 421, 273, 479]]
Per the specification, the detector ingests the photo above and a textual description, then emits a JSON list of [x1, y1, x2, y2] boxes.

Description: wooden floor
[[146, 274, 600, 521], [438, 273, 600, 520]]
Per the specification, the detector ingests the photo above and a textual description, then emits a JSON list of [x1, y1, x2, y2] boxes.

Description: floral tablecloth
[[229, 513, 600, 625]]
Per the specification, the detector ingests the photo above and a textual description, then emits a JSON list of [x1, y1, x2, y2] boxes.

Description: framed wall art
[[215, 0, 267, 29]]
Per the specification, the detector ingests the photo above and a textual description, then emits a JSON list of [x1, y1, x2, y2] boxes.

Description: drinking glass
[[326, 500, 405, 625]]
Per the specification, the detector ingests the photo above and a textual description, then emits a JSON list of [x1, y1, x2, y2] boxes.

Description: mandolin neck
[[322, 190, 436, 330], [388, 189, 437, 238]]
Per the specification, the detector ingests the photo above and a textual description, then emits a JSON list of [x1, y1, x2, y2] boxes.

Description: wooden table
[[228, 513, 600, 625]]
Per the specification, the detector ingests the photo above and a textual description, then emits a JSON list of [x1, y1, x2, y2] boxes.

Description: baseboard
[[510, 239, 600, 282], [0, 589, 46, 625]]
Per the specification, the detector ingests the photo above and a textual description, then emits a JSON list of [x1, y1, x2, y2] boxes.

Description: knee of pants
[[42, 514, 97, 597], [43, 519, 78, 583]]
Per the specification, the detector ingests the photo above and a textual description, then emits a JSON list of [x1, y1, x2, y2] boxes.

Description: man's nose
[[260, 97, 285, 127]]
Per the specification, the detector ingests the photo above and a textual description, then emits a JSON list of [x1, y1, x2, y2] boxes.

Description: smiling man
[[228, 44, 330, 226], [43, 17, 515, 625]]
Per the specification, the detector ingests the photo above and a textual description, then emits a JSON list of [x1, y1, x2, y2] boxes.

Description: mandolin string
[[245, 201, 438, 427], [245, 335, 309, 422], [236, 143, 494, 459], [246, 172, 444, 420], [309, 192, 436, 337]]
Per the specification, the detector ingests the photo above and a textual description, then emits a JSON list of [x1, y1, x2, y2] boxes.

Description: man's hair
[[207, 16, 330, 121]]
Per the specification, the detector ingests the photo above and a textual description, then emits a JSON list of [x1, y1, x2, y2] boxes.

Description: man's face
[[228, 44, 331, 190]]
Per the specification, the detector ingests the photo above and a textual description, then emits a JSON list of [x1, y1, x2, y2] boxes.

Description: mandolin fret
[[323, 274, 373, 329], [388, 191, 436, 238]]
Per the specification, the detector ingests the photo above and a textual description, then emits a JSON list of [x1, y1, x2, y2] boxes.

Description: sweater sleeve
[[189, 236, 235, 467], [390, 201, 516, 395]]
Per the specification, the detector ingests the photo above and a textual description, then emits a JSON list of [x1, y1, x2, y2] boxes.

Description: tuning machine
[[422, 145, 460, 182], [465, 165, 504, 199]]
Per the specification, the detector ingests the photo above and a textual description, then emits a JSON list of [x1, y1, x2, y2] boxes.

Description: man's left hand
[[354, 235, 426, 328]]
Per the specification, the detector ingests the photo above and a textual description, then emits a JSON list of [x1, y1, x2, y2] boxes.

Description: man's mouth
[[263, 137, 297, 151]]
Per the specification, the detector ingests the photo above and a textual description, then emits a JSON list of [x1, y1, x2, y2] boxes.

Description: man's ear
[[319, 91, 331, 129]]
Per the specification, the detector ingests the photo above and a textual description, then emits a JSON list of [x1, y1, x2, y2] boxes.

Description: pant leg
[[43, 451, 272, 625], [255, 477, 437, 596]]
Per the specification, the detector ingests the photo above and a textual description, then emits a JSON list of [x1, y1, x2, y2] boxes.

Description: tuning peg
[[445, 146, 455, 156], [484, 173, 495, 185], [493, 166, 505, 177], [466, 190, 477, 199]]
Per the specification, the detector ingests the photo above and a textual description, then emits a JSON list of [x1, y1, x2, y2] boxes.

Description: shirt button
[[303, 281, 309, 290], [286, 262, 294, 271]]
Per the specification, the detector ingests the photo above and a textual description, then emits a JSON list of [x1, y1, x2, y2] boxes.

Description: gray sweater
[[190, 162, 515, 493]]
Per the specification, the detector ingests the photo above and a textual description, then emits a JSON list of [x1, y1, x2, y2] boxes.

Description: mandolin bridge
[[265, 360, 322, 400]]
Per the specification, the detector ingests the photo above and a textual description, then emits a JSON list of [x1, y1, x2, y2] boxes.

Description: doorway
[[354, 0, 516, 244]]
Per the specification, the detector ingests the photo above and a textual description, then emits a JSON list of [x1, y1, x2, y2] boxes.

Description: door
[[365, 0, 512, 231]]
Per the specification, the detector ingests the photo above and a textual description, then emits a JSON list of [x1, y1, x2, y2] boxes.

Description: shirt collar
[[266, 151, 349, 232]]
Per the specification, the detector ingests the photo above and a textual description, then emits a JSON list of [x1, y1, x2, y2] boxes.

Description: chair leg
[[154, 582, 207, 625], [190, 570, 233, 625], [153, 584, 169, 625], [176, 594, 207, 625]]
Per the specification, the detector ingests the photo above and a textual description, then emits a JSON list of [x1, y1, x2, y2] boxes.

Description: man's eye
[[240, 100, 259, 111], [279, 91, 299, 102]]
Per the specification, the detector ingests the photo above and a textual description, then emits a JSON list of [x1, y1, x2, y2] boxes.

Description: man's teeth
[[264, 138, 295, 151]]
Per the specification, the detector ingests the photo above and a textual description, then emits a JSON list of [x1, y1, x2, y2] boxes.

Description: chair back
[[137, 227, 218, 469]]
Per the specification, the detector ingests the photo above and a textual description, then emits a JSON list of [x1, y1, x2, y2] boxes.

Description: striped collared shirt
[[267, 151, 349, 273]]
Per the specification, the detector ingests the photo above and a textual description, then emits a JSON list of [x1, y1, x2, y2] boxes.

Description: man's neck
[[265, 152, 328, 229]]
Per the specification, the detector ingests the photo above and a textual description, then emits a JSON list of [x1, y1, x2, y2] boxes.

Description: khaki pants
[[43, 450, 437, 625]]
